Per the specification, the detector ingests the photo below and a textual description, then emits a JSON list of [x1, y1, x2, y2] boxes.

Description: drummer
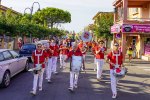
[[65, 42, 85, 92], [106, 42, 123, 99], [30, 42, 48, 95]]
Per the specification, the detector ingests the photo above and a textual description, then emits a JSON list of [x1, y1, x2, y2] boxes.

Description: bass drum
[[81, 31, 92, 42], [71, 56, 82, 73]]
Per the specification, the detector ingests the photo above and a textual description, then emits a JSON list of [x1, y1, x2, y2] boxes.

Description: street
[[0, 54, 150, 100]]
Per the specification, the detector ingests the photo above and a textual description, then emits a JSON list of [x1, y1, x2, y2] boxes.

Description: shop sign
[[111, 24, 121, 33], [122, 24, 150, 33]]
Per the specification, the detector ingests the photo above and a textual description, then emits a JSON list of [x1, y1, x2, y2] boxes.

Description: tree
[[32, 7, 71, 28], [94, 13, 114, 40]]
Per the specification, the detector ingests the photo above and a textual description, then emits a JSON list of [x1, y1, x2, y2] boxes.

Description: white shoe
[[39, 87, 42, 91], [54, 72, 58, 74], [45, 77, 48, 80], [30, 91, 36, 95], [112, 94, 117, 99], [48, 79, 52, 83], [68, 87, 74, 92], [74, 84, 78, 88]]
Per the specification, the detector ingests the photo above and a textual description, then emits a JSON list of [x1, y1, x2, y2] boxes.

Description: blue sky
[[2, 0, 114, 33]]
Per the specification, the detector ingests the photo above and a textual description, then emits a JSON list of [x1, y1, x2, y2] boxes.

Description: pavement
[[0, 54, 150, 100]]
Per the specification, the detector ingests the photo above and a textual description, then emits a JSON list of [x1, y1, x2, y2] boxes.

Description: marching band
[[30, 37, 127, 99]]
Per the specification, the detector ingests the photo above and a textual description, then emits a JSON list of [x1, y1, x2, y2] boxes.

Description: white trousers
[[110, 69, 117, 94], [46, 58, 52, 80], [52, 56, 58, 72], [60, 54, 67, 68], [96, 59, 104, 79], [83, 54, 86, 61], [32, 68, 45, 93], [70, 71, 79, 88]]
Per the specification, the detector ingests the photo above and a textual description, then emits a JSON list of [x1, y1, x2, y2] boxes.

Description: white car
[[0, 49, 29, 87]]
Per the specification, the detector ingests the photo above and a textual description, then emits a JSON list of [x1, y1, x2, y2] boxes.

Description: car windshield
[[22, 44, 36, 50]]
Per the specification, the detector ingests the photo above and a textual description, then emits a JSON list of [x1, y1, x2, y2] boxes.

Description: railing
[[127, 18, 150, 22]]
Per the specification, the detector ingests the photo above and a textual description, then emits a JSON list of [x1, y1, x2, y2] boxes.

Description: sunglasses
[[37, 45, 42, 48], [100, 42, 104, 44]]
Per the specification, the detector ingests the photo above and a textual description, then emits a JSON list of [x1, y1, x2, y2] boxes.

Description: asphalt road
[[0, 55, 150, 100]]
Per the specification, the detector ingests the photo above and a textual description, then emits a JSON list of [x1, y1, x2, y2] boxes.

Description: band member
[[30, 42, 48, 95], [65, 43, 85, 92], [95, 40, 106, 81], [45, 42, 53, 83], [106, 43, 123, 99], [78, 40, 87, 61], [59, 40, 68, 69], [50, 39, 59, 74], [92, 41, 98, 71]]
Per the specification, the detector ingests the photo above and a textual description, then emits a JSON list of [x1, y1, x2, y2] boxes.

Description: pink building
[[111, 0, 150, 61]]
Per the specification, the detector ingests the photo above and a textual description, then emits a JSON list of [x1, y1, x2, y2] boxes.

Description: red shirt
[[67, 48, 83, 58], [78, 43, 87, 54], [45, 49, 52, 58], [95, 46, 107, 59], [32, 50, 47, 68], [50, 45, 59, 56], [60, 45, 68, 55], [107, 51, 123, 69]]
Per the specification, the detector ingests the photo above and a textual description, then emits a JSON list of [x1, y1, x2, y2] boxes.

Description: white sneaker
[[30, 91, 36, 95], [74, 84, 78, 88], [48, 79, 52, 83], [39, 87, 42, 91], [112, 94, 117, 99], [54, 72, 58, 74], [68, 87, 74, 92]]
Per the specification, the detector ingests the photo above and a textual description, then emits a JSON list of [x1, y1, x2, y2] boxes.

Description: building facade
[[111, 0, 150, 61]]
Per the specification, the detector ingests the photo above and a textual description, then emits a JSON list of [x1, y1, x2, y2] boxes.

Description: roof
[[0, 5, 21, 15], [92, 12, 114, 20]]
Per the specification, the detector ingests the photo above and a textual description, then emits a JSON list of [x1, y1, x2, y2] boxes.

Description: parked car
[[19, 43, 36, 62], [0, 49, 29, 87]]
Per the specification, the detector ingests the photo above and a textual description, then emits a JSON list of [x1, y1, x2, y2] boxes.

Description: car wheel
[[1, 71, 10, 88], [24, 61, 30, 72]]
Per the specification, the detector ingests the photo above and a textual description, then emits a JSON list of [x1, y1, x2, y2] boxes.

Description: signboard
[[122, 24, 150, 33], [111, 24, 121, 33]]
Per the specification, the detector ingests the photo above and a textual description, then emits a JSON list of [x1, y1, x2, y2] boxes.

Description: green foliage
[[32, 7, 71, 28], [0, 8, 69, 38], [94, 13, 114, 40]]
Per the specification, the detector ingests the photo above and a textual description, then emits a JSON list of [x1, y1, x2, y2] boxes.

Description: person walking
[[94, 40, 107, 81], [30, 42, 48, 95], [106, 42, 124, 99]]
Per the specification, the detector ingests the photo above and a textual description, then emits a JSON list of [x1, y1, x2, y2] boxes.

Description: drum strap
[[35, 50, 43, 64], [112, 51, 120, 68]]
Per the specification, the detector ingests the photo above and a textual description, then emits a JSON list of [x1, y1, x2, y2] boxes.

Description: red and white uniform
[[50, 44, 59, 73], [107, 50, 123, 95], [59, 44, 68, 68], [45, 49, 53, 81], [78, 43, 87, 61], [31, 49, 47, 93], [67, 48, 83, 89], [95, 46, 107, 79]]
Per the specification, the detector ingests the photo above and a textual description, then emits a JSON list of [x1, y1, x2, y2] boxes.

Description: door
[[2, 51, 18, 76]]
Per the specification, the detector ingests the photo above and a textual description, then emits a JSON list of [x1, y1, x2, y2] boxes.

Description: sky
[[2, 0, 114, 33]]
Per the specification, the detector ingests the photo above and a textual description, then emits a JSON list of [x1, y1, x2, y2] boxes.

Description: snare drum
[[71, 56, 82, 72]]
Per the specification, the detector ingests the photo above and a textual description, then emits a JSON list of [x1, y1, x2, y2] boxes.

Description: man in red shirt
[[50, 39, 59, 74], [95, 40, 107, 81], [65, 42, 85, 92], [30, 42, 48, 95], [106, 43, 123, 99], [59, 40, 68, 69]]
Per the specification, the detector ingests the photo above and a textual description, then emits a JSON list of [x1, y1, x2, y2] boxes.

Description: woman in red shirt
[[106, 43, 123, 99], [30, 42, 48, 95], [65, 42, 85, 92], [95, 40, 106, 81]]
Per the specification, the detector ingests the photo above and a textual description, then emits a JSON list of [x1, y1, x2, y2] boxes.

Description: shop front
[[111, 24, 150, 61]]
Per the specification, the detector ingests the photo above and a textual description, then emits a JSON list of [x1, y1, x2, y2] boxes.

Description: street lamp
[[24, 2, 41, 43]]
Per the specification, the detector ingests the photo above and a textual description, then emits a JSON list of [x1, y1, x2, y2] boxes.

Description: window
[[0, 53, 4, 62], [9, 50, 19, 58], [22, 44, 36, 50], [2, 51, 13, 60]]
